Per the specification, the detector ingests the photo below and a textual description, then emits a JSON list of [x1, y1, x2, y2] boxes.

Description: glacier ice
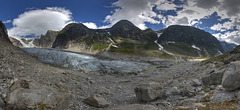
[[22, 48, 150, 74]]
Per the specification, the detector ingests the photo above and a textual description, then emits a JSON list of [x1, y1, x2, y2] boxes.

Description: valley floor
[[1, 48, 240, 110]]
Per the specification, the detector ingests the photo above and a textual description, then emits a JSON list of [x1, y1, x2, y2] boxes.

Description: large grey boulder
[[105, 104, 159, 110], [202, 71, 224, 86], [84, 94, 109, 108], [6, 79, 71, 110], [222, 61, 240, 91], [134, 82, 162, 102], [0, 98, 4, 110]]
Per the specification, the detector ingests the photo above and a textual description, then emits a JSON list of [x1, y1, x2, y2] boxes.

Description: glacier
[[22, 48, 150, 74]]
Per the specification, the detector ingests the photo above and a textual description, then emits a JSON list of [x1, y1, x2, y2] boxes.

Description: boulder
[[191, 79, 202, 87], [84, 94, 109, 108], [179, 84, 195, 97], [0, 98, 4, 108], [202, 72, 224, 86], [235, 91, 240, 100], [6, 79, 71, 110], [105, 104, 159, 110], [222, 61, 240, 91], [178, 98, 197, 106], [134, 82, 162, 102]]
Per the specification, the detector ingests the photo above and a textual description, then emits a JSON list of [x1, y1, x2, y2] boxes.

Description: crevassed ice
[[22, 48, 149, 74]]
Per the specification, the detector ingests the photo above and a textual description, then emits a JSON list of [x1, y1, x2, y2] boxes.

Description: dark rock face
[[52, 23, 95, 49], [33, 30, 59, 48], [143, 28, 158, 41], [9, 37, 24, 47], [0, 21, 11, 43], [110, 20, 145, 40], [157, 25, 224, 57]]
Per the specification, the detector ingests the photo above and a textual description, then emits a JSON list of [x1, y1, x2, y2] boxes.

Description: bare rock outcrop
[[6, 79, 71, 110], [222, 61, 240, 91]]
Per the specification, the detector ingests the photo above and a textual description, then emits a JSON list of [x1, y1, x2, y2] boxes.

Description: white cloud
[[3, 20, 11, 24], [214, 31, 240, 44], [156, 1, 178, 11], [104, 0, 160, 30], [8, 7, 73, 38], [83, 22, 98, 29], [210, 22, 234, 32]]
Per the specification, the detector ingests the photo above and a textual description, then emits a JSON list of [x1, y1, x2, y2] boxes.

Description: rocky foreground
[[1, 21, 240, 110]]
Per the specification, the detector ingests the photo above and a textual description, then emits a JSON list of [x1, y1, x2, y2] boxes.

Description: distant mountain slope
[[207, 45, 240, 64], [220, 41, 237, 52], [51, 20, 164, 57], [33, 30, 59, 48], [157, 25, 224, 57], [9, 20, 227, 58]]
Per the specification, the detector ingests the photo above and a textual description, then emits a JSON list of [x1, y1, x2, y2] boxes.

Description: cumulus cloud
[[104, 0, 160, 30], [194, 0, 220, 9], [214, 31, 240, 44], [221, 0, 240, 16], [8, 7, 73, 38], [156, 1, 179, 11], [210, 22, 234, 32], [83, 22, 98, 29]]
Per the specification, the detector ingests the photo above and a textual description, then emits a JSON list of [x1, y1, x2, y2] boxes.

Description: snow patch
[[154, 40, 163, 50], [192, 45, 201, 51], [112, 45, 118, 48], [14, 37, 29, 47], [167, 41, 175, 44], [154, 32, 174, 56], [108, 37, 115, 43]]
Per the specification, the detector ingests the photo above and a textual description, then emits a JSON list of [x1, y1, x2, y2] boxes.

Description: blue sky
[[1, 0, 240, 44]]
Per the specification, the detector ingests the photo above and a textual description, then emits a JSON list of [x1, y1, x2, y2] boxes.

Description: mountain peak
[[110, 20, 143, 39], [63, 23, 89, 31], [111, 20, 138, 30]]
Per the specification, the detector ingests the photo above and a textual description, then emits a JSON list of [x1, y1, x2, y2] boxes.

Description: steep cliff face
[[157, 25, 224, 57], [0, 21, 11, 43], [33, 30, 59, 48], [52, 23, 110, 53]]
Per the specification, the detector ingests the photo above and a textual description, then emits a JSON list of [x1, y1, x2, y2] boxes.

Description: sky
[[0, 0, 240, 44]]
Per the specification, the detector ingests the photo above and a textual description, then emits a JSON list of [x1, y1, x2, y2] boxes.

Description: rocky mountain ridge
[[9, 20, 235, 58]]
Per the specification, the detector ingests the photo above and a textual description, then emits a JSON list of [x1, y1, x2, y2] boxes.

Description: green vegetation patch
[[163, 43, 200, 57], [109, 41, 174, 59]]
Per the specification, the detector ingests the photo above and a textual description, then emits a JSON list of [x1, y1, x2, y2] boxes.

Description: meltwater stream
[[22, 48, 150, 74]]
